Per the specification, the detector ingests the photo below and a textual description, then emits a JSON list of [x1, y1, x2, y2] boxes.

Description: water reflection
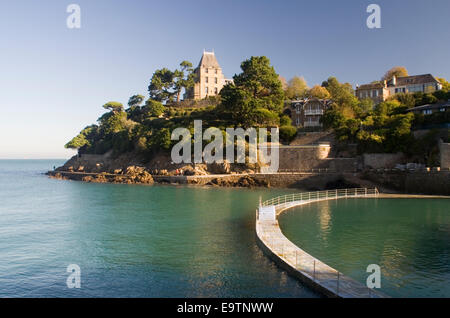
[[279, 198, 450, 297]]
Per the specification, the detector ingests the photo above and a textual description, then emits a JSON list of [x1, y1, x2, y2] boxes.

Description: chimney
[[383, 80, 387, 88], [392, 75, 397, 86]]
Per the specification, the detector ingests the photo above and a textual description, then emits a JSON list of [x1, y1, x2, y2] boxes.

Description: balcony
[[304, 109, 324, 115]]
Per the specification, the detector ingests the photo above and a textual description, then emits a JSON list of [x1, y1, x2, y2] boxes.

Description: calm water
[[0, 160, 318, 297], [279, 199, 450, 297]]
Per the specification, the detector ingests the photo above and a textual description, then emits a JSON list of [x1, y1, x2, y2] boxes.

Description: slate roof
[[197, 51, 221, 69], [390, 74, 439, 86], [407, 100, 450, 112]]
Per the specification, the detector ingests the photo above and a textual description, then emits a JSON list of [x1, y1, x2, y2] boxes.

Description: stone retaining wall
[[440, 140, 450, 169]]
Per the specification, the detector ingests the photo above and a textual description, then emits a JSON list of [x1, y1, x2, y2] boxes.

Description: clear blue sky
[[1, 0, 449, 158]]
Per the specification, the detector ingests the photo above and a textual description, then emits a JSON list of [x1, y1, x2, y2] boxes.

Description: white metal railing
[[304, 109, 324, 115], [260, 188, 379, 208]]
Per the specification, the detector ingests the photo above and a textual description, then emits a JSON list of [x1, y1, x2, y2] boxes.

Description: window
[[440, 108, 446, 112], [215, 77, 218, 84], [296, 117, 300, 126], [205, 68, 208, 73], [215, 69, 218, 74], [214, 87, 218, 94], [205, 77, 208, 83], [373, 90, 379, 97], [423, 109, 432, 115], [205, 87, 208, 94]]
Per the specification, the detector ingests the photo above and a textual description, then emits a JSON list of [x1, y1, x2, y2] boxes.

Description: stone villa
[[355, 74, 443, 104], [185, 51, 233, 100], [287, 98, 332, 128]]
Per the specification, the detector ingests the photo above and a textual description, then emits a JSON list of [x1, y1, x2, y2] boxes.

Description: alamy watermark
[[366, 4, 381, 29], [170, 120, 280, 172], [66, 4, 81, 29], [66, 264, 81, 288], [366, 264, 381, 289]]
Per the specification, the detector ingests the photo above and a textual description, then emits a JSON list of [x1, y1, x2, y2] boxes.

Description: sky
[[0, 0, 449, 159]]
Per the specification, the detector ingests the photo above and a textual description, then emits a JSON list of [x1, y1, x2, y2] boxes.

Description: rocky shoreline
[[47, 170, 270, 188]]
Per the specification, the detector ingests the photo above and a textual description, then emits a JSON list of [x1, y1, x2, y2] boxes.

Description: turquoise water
[[279, 199, 450, 297], [0, 160, 318, 297]]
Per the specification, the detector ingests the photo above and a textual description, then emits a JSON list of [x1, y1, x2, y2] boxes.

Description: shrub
[[279, 125, 297, 143]]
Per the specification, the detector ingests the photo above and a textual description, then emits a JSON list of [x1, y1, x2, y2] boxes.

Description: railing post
[[337, 271, 340, 295], [313, 260, 316, 281]]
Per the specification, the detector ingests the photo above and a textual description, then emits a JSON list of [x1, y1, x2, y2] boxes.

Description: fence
[[256, 187, 383, 298], [261, 188, 379, 208]]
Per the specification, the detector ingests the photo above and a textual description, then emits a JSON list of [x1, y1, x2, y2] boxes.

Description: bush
[[279, 126, 297, 143], [280, 115, 292, 126], [253, 108, 279, 126]]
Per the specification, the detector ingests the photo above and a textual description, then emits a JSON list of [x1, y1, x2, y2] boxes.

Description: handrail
[[260, 188, 378, 207]]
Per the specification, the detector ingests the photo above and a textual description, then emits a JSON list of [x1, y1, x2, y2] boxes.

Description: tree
[[381, 66, 409, 82], [128, 95, 145, 108], [437, 77, 450, 92], [360, 98, 374, 113], [148, 68, 175, 102], [307, 85, 331, 99], [322, 77, 359, 114], [65, 125, 97, 150], [278, 75, 288, 91], [173, 61, 196, 102], [144, 99, 165, 117], [285, 76, 308, 100], [102, 101, 124, 113], [219, 56, 284, 126]]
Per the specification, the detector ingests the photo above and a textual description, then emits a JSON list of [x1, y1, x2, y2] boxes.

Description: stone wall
[[363, 170, 450, 195], [440, 140, 450, 169], [363, 153, 405, 169]]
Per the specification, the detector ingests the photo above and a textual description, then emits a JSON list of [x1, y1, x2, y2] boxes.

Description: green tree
[[144, 99, 165, 117], [128, 94, 145, 108], [173, 61, 196, 102], [65, 125, 97, 150], [102, 101, 124, 113], [219, 56, 284, 126], [381, 66, 409, 82], [359, 98, 374, 114], [148, 68, 175, 102], [285, 76, 308, 100], [322, 77, 360, 116]]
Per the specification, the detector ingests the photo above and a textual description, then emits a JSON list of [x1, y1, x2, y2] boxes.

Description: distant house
[[354, 82, 390, 105], [184, 51, 233, 100], [287, 98, 332, 128], [356, 74, 443, 104], [407, 100, 450, 115]]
